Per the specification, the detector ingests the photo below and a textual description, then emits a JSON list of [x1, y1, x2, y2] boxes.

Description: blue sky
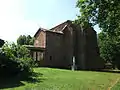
[[0, 0, 100, 42]]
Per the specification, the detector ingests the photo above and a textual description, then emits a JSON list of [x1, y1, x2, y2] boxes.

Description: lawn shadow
[[0, 78, 24, 89], [0, 72, 44, 89], [77, 68, 120, 74], [24, 72, 45, 83], [81, 69, 120, 74], [96, 69, 120, 74]]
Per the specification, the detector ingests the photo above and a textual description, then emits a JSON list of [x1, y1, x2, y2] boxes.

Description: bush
[[0, 53, 32, 78], [0, 42, 33, 78]]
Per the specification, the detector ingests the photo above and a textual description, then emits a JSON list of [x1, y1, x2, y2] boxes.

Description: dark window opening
[[50, 56, 52, 60], [36, 52, 38, 61]]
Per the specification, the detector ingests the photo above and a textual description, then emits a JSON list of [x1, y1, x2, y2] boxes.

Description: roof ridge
[[34, 27, 48, 37], [50, 20, 72, 30]]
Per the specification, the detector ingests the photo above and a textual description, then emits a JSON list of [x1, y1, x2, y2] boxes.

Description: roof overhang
[[23, 45, 45, 52]]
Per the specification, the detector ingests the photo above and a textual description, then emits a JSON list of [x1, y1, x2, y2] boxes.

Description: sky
[[0, 0, 100, 42]]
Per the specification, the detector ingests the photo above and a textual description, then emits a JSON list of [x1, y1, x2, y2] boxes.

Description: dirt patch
[[107, 78, 120, 90]]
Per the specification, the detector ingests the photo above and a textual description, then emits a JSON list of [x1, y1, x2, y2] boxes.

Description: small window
[[50, 56, 52, 61]]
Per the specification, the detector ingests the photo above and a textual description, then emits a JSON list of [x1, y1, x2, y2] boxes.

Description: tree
[[98, 32, 115, 68], [17, 35, 26, 45], [98, 32, 120, 69], [17, 35, 34, 45], [76, 0, 120, 36], [26, 35, 34, 45], [76, 0, 120, 69]]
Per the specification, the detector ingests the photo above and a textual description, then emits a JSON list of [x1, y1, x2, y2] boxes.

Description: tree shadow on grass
[[81, 69, 120, 74], [0, 78, 24, 89], [96, 69, 120, 74], [0, 72, 45, 89], [24, 72, 45, 83]]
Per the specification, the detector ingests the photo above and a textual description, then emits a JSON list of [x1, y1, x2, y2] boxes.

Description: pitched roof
[[34, 28, 47, 37], [34, 20, 73, 37], [50, 20, 72, 32]]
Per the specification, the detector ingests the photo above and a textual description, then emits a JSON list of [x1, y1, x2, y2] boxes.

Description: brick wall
[[34, 31, 46, 48]]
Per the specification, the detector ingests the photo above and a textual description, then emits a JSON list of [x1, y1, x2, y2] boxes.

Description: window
[[50, 56, 52, 61]]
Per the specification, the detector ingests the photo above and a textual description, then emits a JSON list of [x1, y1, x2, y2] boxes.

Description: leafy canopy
[[2, 42, 31, 60], [17, 35, 34, 45], [76, 0, 120, 69], [76, 0, 120, 36]]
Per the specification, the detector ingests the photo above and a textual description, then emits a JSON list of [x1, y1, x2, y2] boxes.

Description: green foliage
[[98, 32, 120, 69], [2, 42, 31, 60], [17, 35, 34, 45], [17, 35, 26, 45], [26, 35, 34, 45], [0, 51, 33, 78], [76, 0, 120, 36], [0, 42, 34, 78], [76, 0, 120, 69], [2, 42, 16, 59]]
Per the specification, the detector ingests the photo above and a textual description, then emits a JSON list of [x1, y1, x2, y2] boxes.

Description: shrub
[[0, 53, 32, 78], [0, 42, 33, 78]]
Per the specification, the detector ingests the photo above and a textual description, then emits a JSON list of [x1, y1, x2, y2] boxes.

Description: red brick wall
[[34, 31, 46, 48]]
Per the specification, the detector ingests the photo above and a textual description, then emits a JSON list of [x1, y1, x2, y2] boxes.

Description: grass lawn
[[1, 68, 120, 90], [111, 79, 120, 90]]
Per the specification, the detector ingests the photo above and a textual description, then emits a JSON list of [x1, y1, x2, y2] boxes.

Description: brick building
[[32, 20, 104, 70]]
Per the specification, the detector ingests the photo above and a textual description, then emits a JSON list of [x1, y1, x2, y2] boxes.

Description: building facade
[[33, 20, 104, 70]]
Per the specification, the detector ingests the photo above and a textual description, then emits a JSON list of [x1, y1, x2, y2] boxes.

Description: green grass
[[2, 68, 120, 90], [111, 79, 120, 90]]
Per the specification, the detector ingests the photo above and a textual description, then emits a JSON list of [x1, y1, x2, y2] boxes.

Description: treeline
[[17, 35, 34, 45]]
